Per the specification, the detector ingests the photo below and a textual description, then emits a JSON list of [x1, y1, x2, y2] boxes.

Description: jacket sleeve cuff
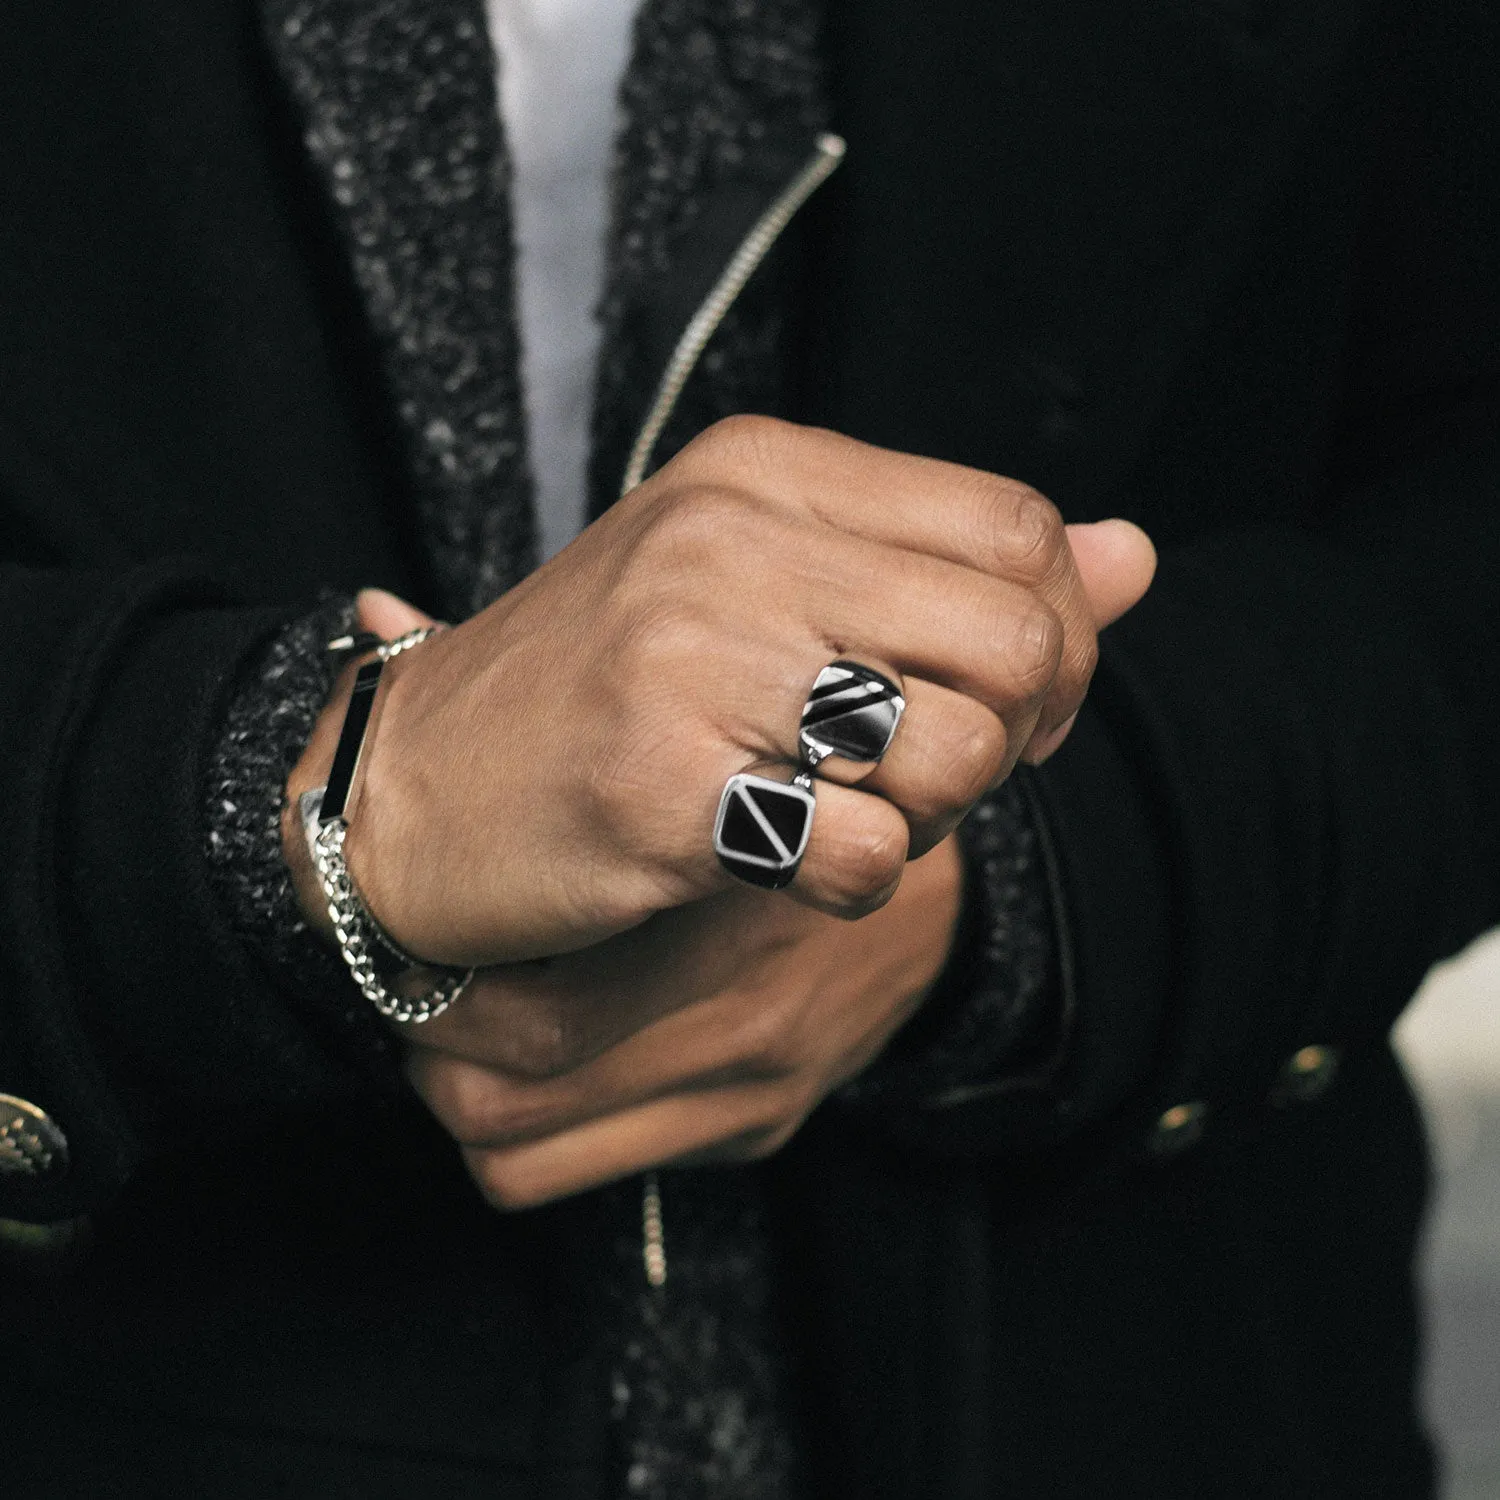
[[863, 648, 1175, 1159], [835, 775, 1062, 1113], [41, 580, 398, 1214]]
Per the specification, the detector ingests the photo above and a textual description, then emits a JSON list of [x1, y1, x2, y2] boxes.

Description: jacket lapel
[[263, 0, 537, 617]]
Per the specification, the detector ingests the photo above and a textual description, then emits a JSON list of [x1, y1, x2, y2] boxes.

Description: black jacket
[[2, 0, 1497, 1495]]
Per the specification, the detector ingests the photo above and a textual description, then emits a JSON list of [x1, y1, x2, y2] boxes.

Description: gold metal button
[[1270, 1044, 1341, 1107], [1147, 1100, 1208, 1156], [0, 1094, 69, 1178]]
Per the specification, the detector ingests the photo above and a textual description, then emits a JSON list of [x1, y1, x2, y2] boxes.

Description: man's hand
[[338, 504, 1154, 1209], [404, 834, 965, 1209], [286, 416, 1155, 972]]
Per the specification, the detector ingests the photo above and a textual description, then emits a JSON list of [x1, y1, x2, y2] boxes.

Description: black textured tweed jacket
[[2, 0, 1499, 1496]]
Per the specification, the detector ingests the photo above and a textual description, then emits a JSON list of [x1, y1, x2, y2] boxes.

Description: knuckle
[[850, 819, 908, 889], [688, 413, 794, 473], [1011, 606, 1065, 695], [723, 1003, 799, 1078], [979, 482, 1064, 581], [664, 484, 755, 552], [830, 815, 908, 910], [890, 736, 996, 825], [948, 724, 1008, 806], [497, 1011, 584, 1082], [630, 494, 736, 590], [627, 490, 783, 620], [1008, 487, 1066, 576], [471, 1154, 549, 1213], [429, 1065, 507, 1146]]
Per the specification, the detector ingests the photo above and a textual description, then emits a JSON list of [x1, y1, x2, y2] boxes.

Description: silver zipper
[[641, 1169, 667, 1289], [618, 131, 847, 499], [624, 134, 847, 1288]]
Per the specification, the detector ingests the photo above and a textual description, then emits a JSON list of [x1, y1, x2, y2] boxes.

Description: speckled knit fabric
[[203, 2, 1057, 1495], [262, 0, 536, 619], [603, 1171, 804, 1500], [202, 593, 396, 1045]]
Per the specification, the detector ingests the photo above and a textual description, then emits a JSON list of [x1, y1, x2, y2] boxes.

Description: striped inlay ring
[[714, 770, 816, 889], [798, 660, 905, 770]]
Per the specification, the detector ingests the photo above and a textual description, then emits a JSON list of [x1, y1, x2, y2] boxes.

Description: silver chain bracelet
[[301, 627, 474, 1024]]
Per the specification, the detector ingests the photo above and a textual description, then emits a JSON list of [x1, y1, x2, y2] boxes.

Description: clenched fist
[[286, 417, 1153, 973]]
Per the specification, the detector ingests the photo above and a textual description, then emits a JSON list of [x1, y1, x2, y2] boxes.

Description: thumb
[[1020, 520, 1156, 766], [355, 586, 438, 639], [1064, 518, 1156, 629]]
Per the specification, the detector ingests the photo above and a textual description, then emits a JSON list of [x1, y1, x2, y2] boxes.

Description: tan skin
[[285, 417, 1156, 1209]]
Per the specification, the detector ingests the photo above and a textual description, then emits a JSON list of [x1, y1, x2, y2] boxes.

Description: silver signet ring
[[714, 771, 815, 890], [798, 661, 905, 771]]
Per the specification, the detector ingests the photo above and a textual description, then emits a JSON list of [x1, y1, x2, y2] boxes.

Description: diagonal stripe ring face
[[798, 660, 905, 771], [714, 771, 816, 890], [715, 662, 901, 891]]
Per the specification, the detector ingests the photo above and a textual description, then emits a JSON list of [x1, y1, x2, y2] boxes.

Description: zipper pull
[[641, 1170, 667, 1288]]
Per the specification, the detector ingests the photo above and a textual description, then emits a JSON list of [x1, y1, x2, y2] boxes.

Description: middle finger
[[852, 674, 1010, 853]]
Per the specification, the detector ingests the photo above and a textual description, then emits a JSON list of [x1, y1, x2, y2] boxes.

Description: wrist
[[284, 608, 518, 971], [287, 625, 476, 1023]]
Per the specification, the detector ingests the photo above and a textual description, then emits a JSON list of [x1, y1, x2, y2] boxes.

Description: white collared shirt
[[485, 0, 641, 560]]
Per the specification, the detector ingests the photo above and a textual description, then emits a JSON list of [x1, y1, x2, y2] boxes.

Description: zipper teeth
[[642, 1170, 667, 1288], [619, 132, 847, 499], [629, 135, 848, 1289]]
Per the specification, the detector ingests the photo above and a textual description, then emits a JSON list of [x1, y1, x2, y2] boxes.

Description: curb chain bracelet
[[301, 627, 474, 1024]]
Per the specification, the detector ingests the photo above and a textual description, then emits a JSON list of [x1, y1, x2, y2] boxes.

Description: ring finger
[[711, 765, 912, 917], [853, 676, 1012, 855]]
